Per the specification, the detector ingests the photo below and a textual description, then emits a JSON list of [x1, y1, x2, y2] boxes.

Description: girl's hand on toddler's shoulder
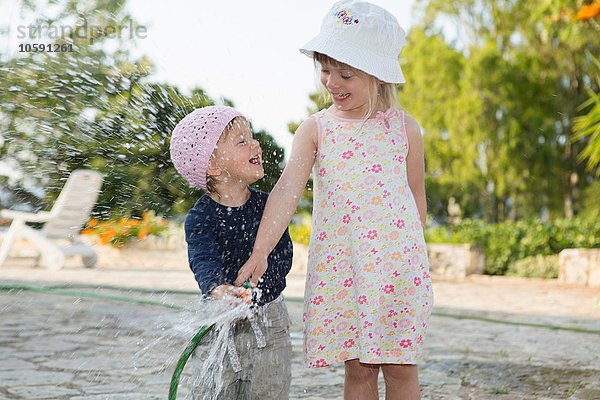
[[234, 252, 268, 287]]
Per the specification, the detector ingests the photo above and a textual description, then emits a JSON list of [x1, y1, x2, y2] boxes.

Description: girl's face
[[320, 61, 371, 118], [208, 118, 264, 186]]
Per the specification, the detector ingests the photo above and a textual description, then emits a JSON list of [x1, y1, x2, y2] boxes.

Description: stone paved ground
[[1, 275, 599, 400]]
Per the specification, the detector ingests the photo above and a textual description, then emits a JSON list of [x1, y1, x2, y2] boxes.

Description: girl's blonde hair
[[314, 52, 400, 120]]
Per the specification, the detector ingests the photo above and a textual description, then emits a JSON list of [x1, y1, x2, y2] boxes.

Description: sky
[[125, 0, 419, 155], [0, 0, 419, 158]]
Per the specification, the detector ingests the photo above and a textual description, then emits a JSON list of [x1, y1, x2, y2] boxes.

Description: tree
[[0, 0, 286, 218], [398, 28, 482, 220], [0, 0, 149, 194], [408, 0, 599, 220], [573, 54, 600, 176]]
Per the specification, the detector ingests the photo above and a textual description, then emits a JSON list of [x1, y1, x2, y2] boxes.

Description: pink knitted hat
[[170, 106, 243, 190]]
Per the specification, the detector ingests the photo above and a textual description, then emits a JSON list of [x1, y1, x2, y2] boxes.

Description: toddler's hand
[[234, 252, 268, 287], [210, 284, 251, 305]]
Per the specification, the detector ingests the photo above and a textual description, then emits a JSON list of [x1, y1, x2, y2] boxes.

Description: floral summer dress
[[304, 108, 434, 368]]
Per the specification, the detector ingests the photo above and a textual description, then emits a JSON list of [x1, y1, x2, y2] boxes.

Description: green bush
[[289, 223, 311, 246], [425, 213, 600, 275], [506, 255, 559, 279]]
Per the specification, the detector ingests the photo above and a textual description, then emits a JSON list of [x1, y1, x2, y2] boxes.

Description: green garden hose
[[168, 281, 254, 400], [168, 323, 215, 400]]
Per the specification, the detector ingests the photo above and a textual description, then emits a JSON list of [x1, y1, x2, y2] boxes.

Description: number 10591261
[[19, 43, 74, 52]]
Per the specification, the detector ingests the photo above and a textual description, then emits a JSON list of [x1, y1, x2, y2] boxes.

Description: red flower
[[314, 358, 328, 367], [343, 278, 353, 287], [394, 219, 405, 229], [383, 284, 395, 294], [414, 277, 422, 286], [399, 339, 412, 348], [342, 150, 354, 159], [366, 230, 378, 240], [371, 164, 382, 173], [358, 295, 367, 304], [343, 339, 355, 349], [319, 168, 326, 177], [311, 296, 324, 305], [317, 231, 328, 241], [342, 214, 351, 224]]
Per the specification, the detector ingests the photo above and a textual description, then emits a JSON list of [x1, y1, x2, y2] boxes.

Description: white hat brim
[[300, 35, 405, 84]]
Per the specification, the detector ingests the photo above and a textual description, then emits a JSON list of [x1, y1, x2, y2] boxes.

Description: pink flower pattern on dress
[[366, 230, 378, 239], [371, 164, 383, 173], [304, 109, 434, 368]]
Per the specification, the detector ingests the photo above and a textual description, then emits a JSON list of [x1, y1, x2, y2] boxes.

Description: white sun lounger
[[0, 169, 103, 271]]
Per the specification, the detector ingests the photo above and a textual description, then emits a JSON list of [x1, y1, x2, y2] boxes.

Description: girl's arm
[[234, 118, 318, 286], [405, 114, 427, 228]]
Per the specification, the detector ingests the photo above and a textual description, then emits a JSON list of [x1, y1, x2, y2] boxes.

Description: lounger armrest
[[0, 209, 52, 223]]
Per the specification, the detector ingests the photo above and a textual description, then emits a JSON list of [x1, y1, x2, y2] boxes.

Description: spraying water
[[135, 286, 261, 400], [184, 298, 252, 399]]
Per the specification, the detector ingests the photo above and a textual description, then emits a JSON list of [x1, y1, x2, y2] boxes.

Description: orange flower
[[312, 327, 326, 335], [99, 230, 115, 245], [576, 1, 600, 21], [363, 263, 375, 272], [81, 211, 167, 247], [371, 196, 382, 206], [138, 228, 148, 239]]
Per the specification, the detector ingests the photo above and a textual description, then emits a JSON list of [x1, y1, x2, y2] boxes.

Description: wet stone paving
[[1, 287, 599, 399]]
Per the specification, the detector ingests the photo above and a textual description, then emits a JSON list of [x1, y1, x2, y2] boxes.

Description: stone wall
[[91, 240, 485, 281], [270, 243, 487, 280], [558, 248, 600, 288], [427, 243, 485, 280]]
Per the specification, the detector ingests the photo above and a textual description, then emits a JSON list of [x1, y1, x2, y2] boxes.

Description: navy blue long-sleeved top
[[184, 187, 293, 306]]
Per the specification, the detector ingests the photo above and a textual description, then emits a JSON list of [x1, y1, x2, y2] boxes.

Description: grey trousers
[[190, 296, 292, 400]]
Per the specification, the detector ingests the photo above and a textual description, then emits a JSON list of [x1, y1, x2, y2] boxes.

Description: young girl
[[236, 1, 433, 398]]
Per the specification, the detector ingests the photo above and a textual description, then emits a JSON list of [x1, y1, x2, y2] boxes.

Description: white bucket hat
[[300, 0, 406, 84]]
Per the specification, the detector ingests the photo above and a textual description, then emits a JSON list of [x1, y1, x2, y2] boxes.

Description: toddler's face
[[209, 118, 264, 186], [319, 60, 371, 118]]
